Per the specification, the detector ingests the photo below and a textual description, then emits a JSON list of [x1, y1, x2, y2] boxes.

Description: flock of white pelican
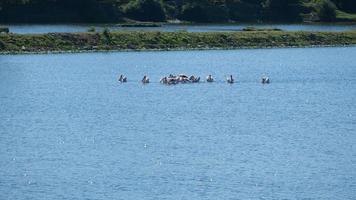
[[118, 74, 270, 84]]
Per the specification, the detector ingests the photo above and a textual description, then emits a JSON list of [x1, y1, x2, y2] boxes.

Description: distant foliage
[[226, 0, 261, 22], [0, 0, 122, 23], [0, 0, 355, 23], [317, 0, 337, 21], [331, 0, 356, 13], [179, 1, 229, 22], [261, 0, 303, 22], [123, 0, 166, 22]]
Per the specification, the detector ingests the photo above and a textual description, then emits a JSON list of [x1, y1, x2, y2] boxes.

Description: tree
[[0, 0, 122, 23], [317, 0, 337, 22], [261, 0, 302, 22], [123, 0, 166, 22], [226, 0, 263, 22], [179, 0, 229, 22], [331, 0, 356, 13], [0, 0, 28, 10]]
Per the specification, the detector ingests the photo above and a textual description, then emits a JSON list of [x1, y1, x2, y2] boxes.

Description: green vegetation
[[1, 30, 355, 53], [117, 22, 163, 27], [0, 0, 355, 23], [336, 10, 356, 22], [242, 27, 282, 32], [0, 27, 9, 33], [87, 27, 96, 32], [317, 0, 337, 22], [332, 0, 356, 13], [123, 0, 166, 22], [102, 28, 112, 41]]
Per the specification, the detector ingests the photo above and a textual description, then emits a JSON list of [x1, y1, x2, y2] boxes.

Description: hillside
[[0, 0, 355, 23]]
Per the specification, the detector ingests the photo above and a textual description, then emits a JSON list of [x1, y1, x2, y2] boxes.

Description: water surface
[[2, 23, 356, 34], [0, 47, 356, 199]]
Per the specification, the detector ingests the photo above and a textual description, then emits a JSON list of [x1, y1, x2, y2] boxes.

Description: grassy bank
[[1, 31, 356, 54]]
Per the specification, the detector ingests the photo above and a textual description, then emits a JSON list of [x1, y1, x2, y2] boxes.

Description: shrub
[[242, 26, 282, 31], [102, 28, 112, 43], [117, 22, 162, 27], [87, 27, 96, 32], [103, 28, 110, 35], [0, 40, 5, 50]]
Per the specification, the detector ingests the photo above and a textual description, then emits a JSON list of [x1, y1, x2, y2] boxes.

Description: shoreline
[[0, 44, 355, 55], [1, 31, 355, 55], [1, 21, 356, 26]]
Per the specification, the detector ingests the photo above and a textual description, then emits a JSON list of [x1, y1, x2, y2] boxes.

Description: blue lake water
[[0, 47, 356, 199], [2, 23, 356, 34]]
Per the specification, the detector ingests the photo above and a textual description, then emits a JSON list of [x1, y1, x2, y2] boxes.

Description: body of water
[[0, 47, 356, 199], [2, 23, 356, 34]]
